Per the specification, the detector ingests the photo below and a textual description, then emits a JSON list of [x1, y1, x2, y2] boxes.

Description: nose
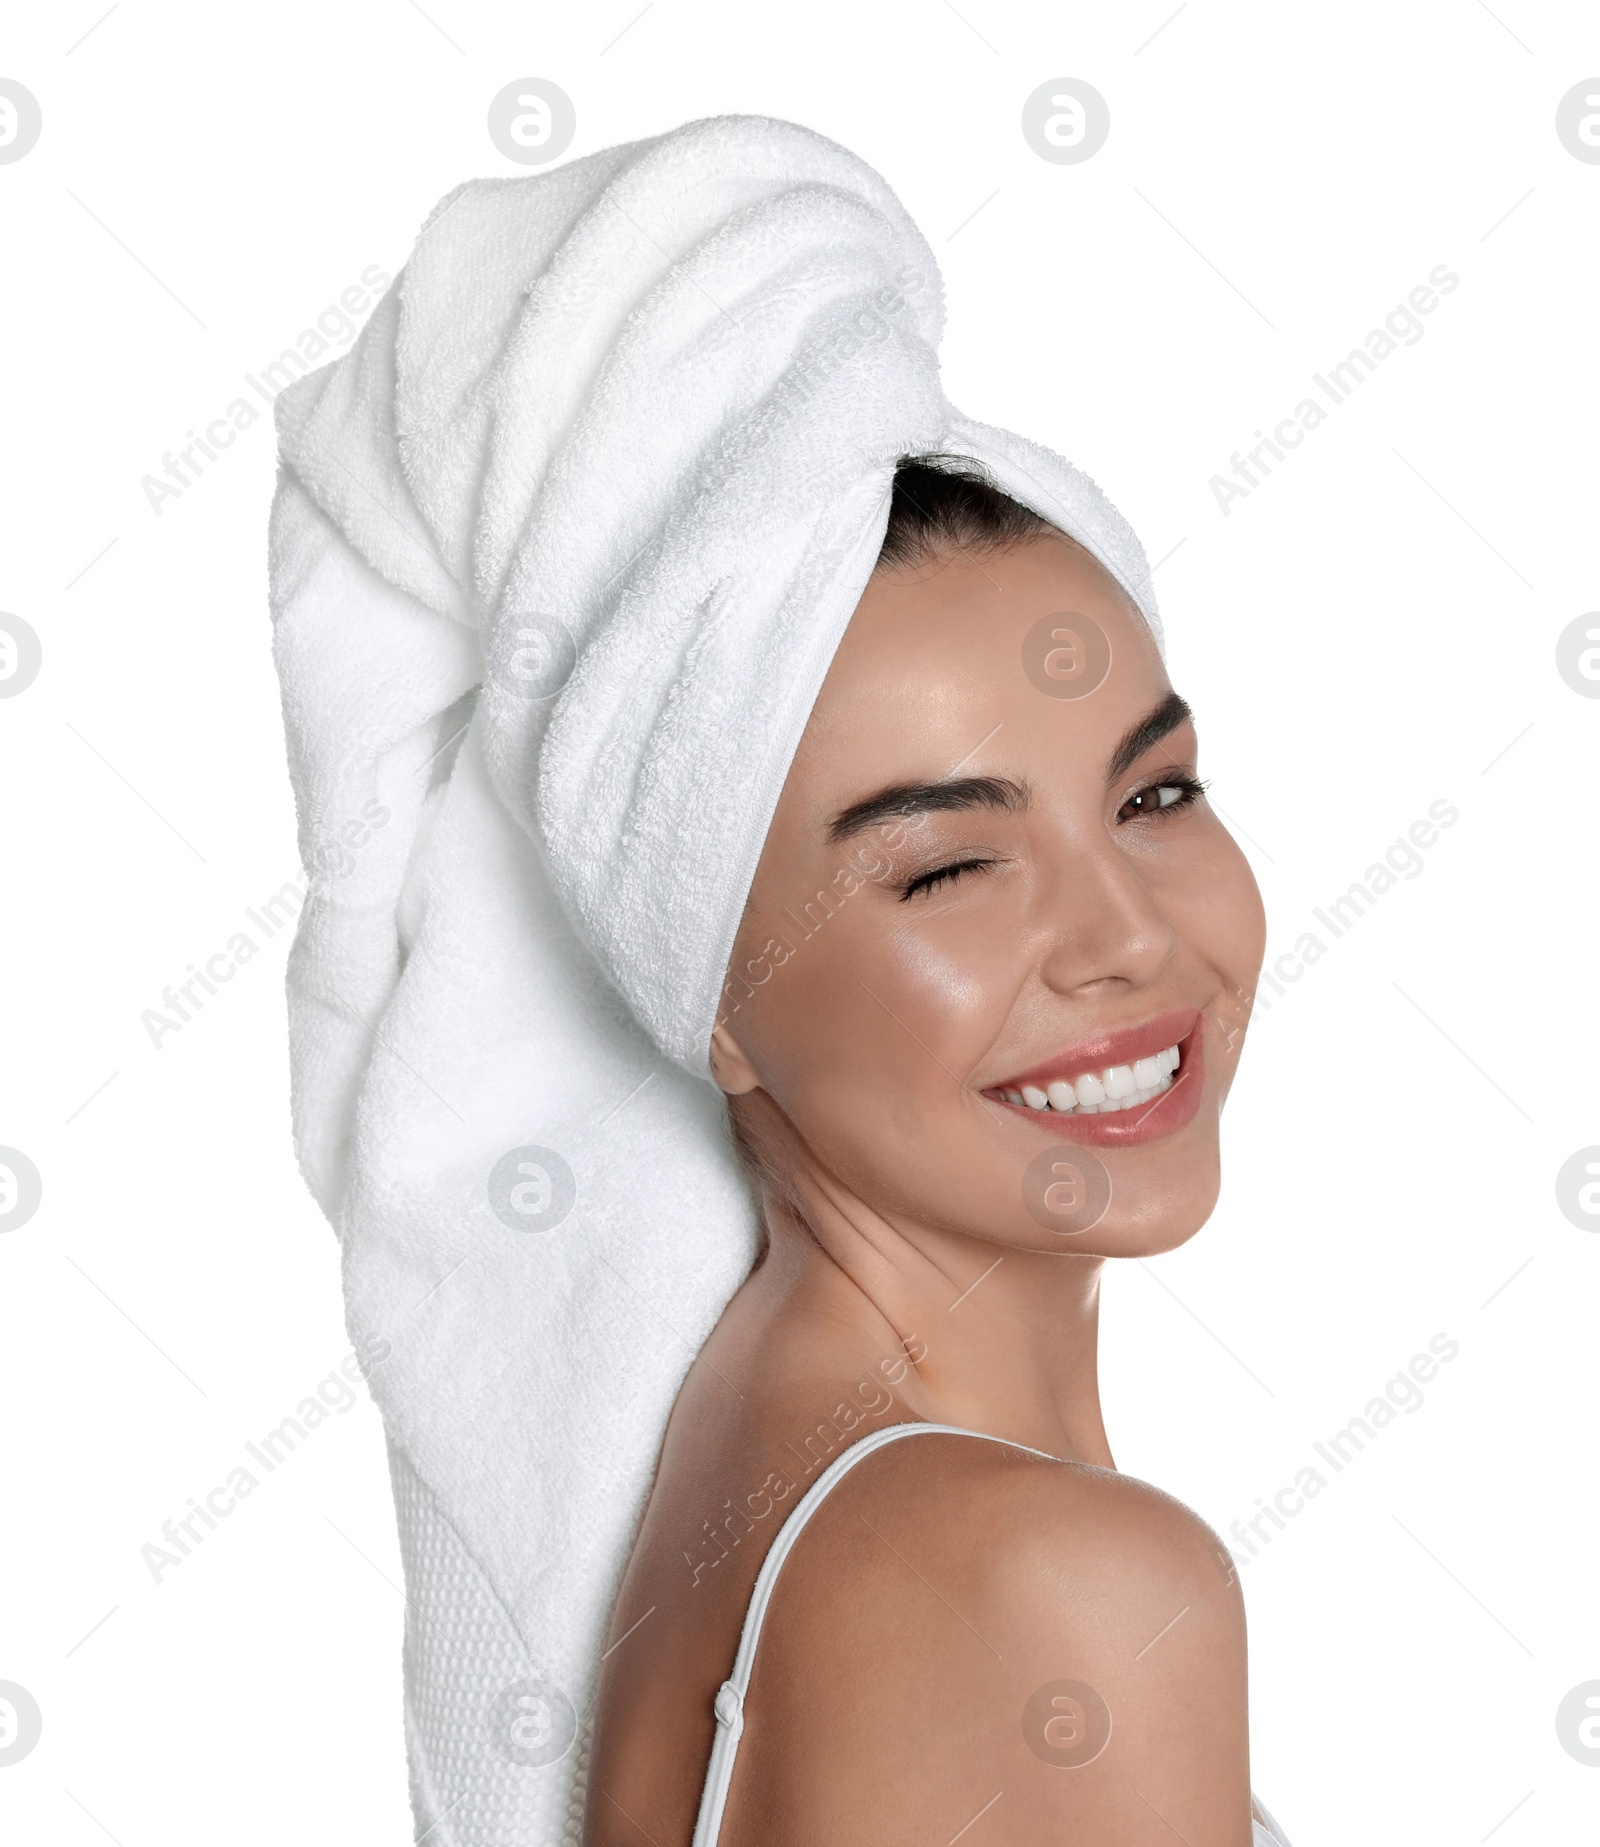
[[1033, 826, 1179, 997]]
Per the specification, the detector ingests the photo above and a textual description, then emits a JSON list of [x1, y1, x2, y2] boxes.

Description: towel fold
[[267, 111, 1160, 1845]]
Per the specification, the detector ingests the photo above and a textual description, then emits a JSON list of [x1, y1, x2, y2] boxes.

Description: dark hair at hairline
[[875, 452, 1059, 571]]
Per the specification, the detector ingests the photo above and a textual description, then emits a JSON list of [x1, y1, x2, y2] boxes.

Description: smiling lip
[[982, 1008, 1207, 1148], [990, 1008, 1202, 1093]]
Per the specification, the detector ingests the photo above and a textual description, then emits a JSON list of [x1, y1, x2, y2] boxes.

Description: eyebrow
[[827, 773, 1028, 843], [1105, 690, 1194, 783], [825, 691, 1195, 843]]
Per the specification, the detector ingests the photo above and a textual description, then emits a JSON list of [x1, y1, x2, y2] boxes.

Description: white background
[[2, 3, 1596, 1843]]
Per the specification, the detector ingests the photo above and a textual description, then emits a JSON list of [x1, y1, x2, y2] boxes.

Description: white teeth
[[1095, 1077, 1170, 1114], [996, 1044, 1182, 1114]]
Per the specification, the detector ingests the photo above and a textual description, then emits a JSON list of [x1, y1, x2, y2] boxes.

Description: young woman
[[267, 112, 1289, 1847], [585, 458, 1283, 1846]]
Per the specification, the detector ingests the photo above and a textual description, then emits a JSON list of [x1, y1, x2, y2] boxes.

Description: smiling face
[[709, 530, 1266, 1259]]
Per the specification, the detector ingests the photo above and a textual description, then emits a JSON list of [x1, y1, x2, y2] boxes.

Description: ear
[[708, 1021, 760, 1095]]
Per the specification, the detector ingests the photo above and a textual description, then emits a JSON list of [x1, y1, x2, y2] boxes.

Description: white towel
[[266, 112, 1162, 1846]]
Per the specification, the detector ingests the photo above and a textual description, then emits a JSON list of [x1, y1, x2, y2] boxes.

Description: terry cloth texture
[[266, 112, 1162, 1844]]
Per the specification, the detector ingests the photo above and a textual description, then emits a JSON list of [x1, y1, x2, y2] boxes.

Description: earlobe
[[708, 1022, 760, 1095]]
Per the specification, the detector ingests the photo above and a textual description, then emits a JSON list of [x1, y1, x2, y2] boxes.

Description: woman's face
[[711, 532, 1266, 1257]]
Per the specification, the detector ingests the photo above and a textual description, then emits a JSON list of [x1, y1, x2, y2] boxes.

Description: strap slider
[[713, 1679, 744, 1736]]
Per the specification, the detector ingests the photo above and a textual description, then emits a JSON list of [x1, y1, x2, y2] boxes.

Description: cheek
[[742, 908, 1013, 1126], [1171, 831, 1267, 992], [1222, 844, 1268, 977]]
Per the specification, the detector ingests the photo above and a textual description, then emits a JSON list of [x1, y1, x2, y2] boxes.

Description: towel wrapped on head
[[267, 111, 1160, 1845]]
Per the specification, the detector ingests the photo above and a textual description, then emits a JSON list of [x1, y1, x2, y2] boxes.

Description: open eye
[[897, 857, 998, 902], [1116, 775, 1207, 823]]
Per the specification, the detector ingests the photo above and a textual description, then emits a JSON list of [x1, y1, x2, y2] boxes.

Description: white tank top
[[690, 1419, 1294, 1846]]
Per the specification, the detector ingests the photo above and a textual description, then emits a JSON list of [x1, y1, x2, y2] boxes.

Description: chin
[[1016, 1131, 1224, 1261], [1109, 1134, 1224, 1256], [1090, 1188, 1220, 1259]]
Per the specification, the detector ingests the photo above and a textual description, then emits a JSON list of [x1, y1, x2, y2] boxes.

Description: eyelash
[[895, 776, 1209, 901], [898, 857, 998, 902], [1115, 773, 1208, 823]]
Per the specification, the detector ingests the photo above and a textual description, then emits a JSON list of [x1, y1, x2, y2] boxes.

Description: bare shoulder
[[965, 1436, 1247, 1627], [723, 1432, 1254, 1847], [847, 1433, 1248, 1690]]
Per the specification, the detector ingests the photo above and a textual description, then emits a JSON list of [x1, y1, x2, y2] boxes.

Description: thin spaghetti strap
[[689, 1419, 1056, 1846]]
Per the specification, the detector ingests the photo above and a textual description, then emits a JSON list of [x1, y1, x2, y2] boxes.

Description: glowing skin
[[714, 532, 1263, 1275], [586, 533, 1270, 1847]]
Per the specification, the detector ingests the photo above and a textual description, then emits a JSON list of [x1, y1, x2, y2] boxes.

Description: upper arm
[[728, 1446, 1255, 1847], [988, 1463, 1253, 1843]]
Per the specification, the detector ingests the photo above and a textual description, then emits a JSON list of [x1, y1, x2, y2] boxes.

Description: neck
[[740, 1184, 1115, 1470]]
